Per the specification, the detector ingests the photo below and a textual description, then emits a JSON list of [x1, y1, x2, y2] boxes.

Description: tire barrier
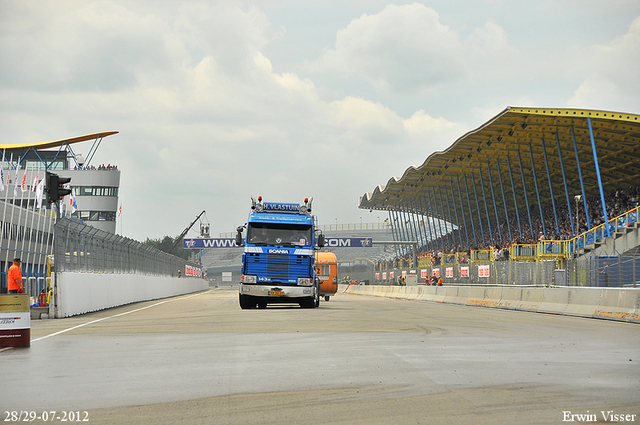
[[339, 284, 640, 323], [0, 294, 30, 348]]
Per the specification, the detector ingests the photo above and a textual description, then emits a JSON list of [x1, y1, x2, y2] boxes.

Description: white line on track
[[29, 292, 204, 344]]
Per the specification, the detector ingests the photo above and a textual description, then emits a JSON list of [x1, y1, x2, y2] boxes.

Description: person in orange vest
[[8, 258, 24, 294], [437, 276, 444, 286]]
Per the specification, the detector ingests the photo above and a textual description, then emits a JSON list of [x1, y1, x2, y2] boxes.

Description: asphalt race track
[[2, 288, 639, 424]]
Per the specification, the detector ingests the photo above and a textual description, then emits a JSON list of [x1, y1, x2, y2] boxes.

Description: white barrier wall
[[54, 273, 209, 318], [340, 284, 640, 323]]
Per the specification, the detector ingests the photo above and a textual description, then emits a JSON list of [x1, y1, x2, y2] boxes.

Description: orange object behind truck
[[315, 252, 338, 301]]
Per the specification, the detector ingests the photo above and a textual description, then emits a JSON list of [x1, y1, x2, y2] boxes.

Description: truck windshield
[[247, 223, 313, 247]]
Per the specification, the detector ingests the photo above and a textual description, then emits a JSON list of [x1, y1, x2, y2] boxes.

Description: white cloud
[[567, 15, 640, 111], [315, 3, 466, 92]]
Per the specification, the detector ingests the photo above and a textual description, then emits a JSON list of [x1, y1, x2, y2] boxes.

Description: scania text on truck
[[235, 196, 325, 309]]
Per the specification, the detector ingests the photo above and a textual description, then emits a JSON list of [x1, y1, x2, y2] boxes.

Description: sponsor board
[[185, 265, 202, 278], [323, 238, 372, 247], [184, 238, 239, 249], [0, 311, 30, 331]]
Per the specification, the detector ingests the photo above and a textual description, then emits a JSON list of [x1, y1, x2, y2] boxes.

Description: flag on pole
[[13, 163, 19, 197], [0, 151, 5, 192], [32, 172, 39, 191], [21, 167, 28, 192], [36, 177, 45, 209], [69, 192, 77, 214]]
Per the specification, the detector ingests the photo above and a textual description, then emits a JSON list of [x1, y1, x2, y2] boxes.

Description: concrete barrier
[[465, 286, 490, 307], [539, 287, 570, 314], [337, 284, 640, 323], [341, 285, 640, 323], [593, 289, 640, 322], [54, 272, 209, 318], [563, 288, 603, 318], [517, 287, 545, 312], [499, 287, 521, 309], [0, 294, 30, 347]]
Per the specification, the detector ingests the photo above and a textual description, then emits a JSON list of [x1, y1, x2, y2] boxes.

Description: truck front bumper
[[239, 283, 316, 299]]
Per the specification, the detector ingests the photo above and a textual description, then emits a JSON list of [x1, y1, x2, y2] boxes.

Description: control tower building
[[1, 131, 120, 234]]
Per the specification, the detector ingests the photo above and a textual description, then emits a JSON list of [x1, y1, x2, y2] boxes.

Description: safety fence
[[54, 217, 199, 277], [376, 260, 557, 286], [375, 254, 640, 287]]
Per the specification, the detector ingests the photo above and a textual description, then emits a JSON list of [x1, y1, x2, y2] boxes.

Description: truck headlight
[[242, 275, 257, 283], [297, 277, 312, 286]]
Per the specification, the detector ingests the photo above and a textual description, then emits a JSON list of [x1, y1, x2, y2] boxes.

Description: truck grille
[[246, 253, 310, 283]]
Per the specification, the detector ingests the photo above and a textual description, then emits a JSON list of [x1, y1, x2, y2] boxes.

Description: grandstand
[[359, 107, 640, 287]]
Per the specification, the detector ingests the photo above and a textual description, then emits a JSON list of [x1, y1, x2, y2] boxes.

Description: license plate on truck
[[269, 289, 285, 296]]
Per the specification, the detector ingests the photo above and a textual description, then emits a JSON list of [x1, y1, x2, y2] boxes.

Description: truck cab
[[237, 196, 324, 309]]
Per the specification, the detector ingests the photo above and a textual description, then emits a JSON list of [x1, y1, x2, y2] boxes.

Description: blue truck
[[235, 196, 325, 309]]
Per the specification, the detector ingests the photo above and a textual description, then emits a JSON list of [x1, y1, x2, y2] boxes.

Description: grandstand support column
[[555, 132, 575, 235], [402, 209, 412, 256], [449, 182, 464, 248], [438, 187, 454, 248], [517, 149, 535, 240], [486, 162, 503, 244], [463, 174, 478, 247], [421, 196, 436, 251], [404, 207, 417, 254], [528, 143, 547, 238], [390, 210, 400, 258], [456, 176, 470, 247], [495, 159, 513, 242], [588, 117, 611, 238], [410, 205, 422, 252], [444, 182, 462, 246], [541, 137, 560, 235], [397, 209, 408, 256], [471, 171, 487, 244], [478, 166, 496, 244], [571, 125, 591, 230], [412, 197, 426, 251], [431, 186, 446, 252], [402, 208, 413, 255], [506, 155, 523, 239]]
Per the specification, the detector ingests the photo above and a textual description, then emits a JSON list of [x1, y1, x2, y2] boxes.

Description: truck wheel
[[300, 297, 315, 308], [239, 294, 255, 309], [314, 289, 320, 308]]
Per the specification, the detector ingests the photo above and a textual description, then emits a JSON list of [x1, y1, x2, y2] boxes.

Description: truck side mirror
[[235, 226, 244, 247], [317, 234, 325, 248]]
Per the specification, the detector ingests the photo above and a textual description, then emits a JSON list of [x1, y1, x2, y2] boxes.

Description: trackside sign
[[183, 238, 240, 249], [184, 237, 373, 249], [323, 238, 372, 247]]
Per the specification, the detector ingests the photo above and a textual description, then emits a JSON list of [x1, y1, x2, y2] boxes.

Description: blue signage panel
[[183, 238, 241, 249], [323, 238, 372, 248], [184, 237, 373, 249]]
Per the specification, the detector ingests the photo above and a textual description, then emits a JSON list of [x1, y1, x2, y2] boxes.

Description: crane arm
[[170, 210, 206, 254]]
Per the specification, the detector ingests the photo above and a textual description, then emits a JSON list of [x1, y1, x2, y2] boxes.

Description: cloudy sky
[[1, 0, 639, 242]]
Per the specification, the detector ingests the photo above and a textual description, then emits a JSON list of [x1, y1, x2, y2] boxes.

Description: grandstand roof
[[359, 107, 640, 227], [0, 131, 119, 150]]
